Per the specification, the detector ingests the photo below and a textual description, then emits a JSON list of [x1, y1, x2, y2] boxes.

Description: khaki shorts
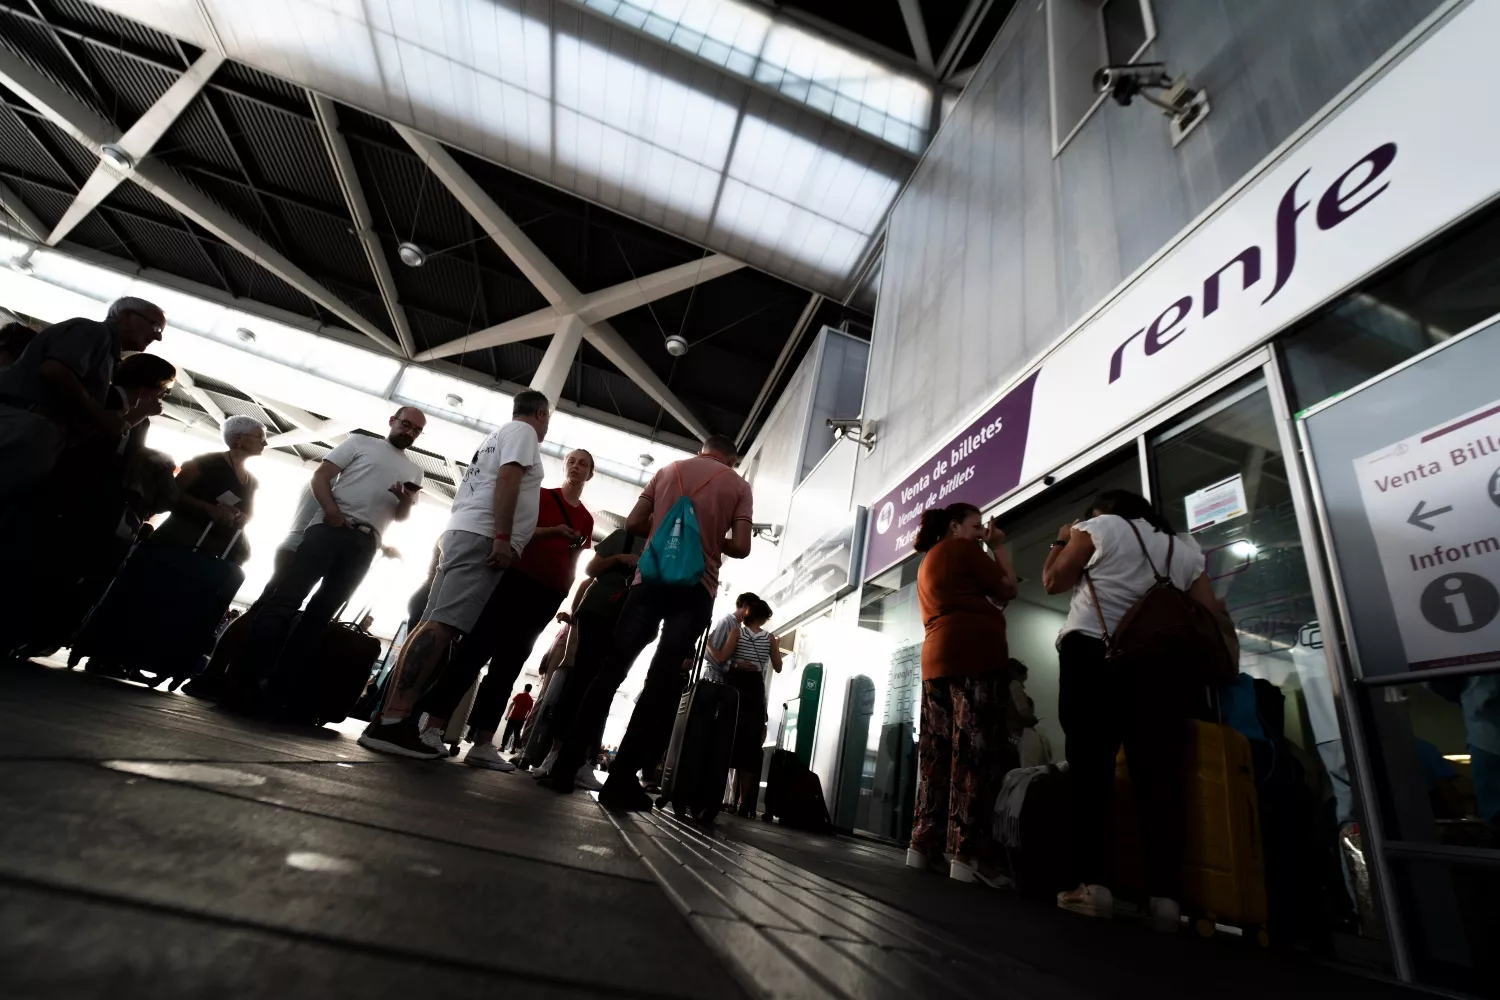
[[421, 529, 505, 633]]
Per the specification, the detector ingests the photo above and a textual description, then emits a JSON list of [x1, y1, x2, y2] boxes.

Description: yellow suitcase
[[1116, 720, 1269, 942]]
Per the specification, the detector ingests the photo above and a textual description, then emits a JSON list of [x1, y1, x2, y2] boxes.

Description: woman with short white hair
[[151, 413, 266, 567]]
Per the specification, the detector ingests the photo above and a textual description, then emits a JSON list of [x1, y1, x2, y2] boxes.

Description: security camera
[[1093, 63, 1209, 144], [1093, 63, 1172, 105], [826, 417, 878, 453]]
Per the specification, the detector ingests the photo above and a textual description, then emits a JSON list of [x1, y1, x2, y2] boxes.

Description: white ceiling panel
[[83, 0, 920, 297]]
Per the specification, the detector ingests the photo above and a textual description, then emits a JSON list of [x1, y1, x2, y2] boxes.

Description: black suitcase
[[762, 747, 799, 822], [71, 529, 244, 679], [659, 656, 739, 824], [302, 620, 382, 724]]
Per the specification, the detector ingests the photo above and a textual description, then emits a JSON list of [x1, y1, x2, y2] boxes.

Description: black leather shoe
[[598, 775, 653, 812]]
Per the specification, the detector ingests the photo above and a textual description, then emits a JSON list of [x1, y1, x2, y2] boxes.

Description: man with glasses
[[0, 296, 165, 507], [234, 407, 427, 718]]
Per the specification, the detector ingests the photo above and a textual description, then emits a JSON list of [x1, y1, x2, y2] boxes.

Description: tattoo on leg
[[396, 631, 439, 692]]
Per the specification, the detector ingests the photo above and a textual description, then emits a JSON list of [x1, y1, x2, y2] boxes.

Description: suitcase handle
[[193, 522, 243, 560]]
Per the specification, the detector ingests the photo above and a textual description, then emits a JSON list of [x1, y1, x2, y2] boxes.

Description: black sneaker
[[598, 774, 654, 812], [537, 772, 577, 794], [358, 719, 441, 759]]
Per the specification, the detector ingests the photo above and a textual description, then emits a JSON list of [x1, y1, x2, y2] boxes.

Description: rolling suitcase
[[1115, 719, 1269, 941], [659, 636, 738, 824], [71, 527, 244, 680], [762, 747, 799, 822], [184, 606, 255, 699], [305, 618, 383, 725]]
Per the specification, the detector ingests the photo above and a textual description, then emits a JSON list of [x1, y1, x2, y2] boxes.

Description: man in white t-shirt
[[360, 390, 547, 758], [235, 407, 426, 716]]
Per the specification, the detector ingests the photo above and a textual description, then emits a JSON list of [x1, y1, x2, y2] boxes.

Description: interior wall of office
[[855, 0, 1443, 505]]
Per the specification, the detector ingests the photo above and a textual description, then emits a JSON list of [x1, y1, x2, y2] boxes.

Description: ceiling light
[[99, 143, 134, 171], [397, 242, 427, 267], [236, 327, 256, 344], [664, 335, 689, 357], [444, 393, 464, 408], [10, 254, 34, 274], [638, 453, 655, 468]]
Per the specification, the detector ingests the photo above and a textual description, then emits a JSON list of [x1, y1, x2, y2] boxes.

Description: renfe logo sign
[[1107, 143, 1396, 385], [863, 1, 1500, 580]]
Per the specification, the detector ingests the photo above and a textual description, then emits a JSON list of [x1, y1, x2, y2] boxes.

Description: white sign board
[[1185, 475, 1248, 533], [1014, 0, 1500, 485], [1352, 400, 1500, 671]]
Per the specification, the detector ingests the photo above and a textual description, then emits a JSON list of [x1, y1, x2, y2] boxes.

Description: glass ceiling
[[87, 0, 922, 295]]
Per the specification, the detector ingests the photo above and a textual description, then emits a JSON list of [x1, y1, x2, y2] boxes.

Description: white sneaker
[[464, 743, 517, 772], [532, 747, 561, 779], [573, 764, 604, 792], [949, 858, 1012, 888], [905, 848, 932, 871], [1057, 884, 1114, 919], [419, 728, 447, 756], [1148, 896, 1181, 933]]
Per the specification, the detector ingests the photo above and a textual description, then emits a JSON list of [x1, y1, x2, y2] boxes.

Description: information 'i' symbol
[[1420, 572, 1500, 633]]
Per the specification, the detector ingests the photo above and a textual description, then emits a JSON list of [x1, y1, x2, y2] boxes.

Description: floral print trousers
[[910, 671, 1016, 859]]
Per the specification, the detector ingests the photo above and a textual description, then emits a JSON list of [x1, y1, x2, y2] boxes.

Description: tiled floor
[[608, 805, 1083, 1000], [2, 657, 1423, 1000]]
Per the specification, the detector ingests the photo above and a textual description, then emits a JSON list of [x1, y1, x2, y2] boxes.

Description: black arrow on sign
[[1407, 500, 1454, 531]]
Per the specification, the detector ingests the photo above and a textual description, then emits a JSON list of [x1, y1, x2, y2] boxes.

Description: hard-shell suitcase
[[306, 620, 382, 724], [72, 528, 243, 679], [1115, 719, 1269, 941], [659, 678, 739, 824]]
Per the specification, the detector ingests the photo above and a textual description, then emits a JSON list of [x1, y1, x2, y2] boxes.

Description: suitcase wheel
[[447, 743, 461, 758], [672, 801, 686, 820], [1194, 917, 1215, 939], [1255, 928, 1270, 949]]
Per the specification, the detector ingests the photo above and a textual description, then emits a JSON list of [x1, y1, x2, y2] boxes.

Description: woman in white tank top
[[1040, 489, 1220, 932]]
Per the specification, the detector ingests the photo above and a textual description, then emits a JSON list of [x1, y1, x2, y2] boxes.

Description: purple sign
[[864, 371, 1040, 579]]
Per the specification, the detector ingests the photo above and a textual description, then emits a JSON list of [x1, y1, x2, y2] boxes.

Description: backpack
[[1084, 517, 1237, 686], [637, 463, 729, 588]]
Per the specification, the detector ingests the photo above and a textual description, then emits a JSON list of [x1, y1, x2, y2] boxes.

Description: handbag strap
[[1121, 516, 1172, 584], [547, 487, 576, 531], [1083, 569, 1116, 655]]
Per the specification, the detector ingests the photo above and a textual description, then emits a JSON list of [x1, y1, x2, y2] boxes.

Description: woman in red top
[[906, 502, 1018, 886]]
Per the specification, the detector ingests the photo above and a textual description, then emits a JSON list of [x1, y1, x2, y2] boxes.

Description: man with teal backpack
[[541, 434, 754, 809]]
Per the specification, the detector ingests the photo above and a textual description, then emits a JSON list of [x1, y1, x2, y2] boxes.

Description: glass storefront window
[[1150, 377, 1368, 945], [1280, 197, 1500, 415], [851, 559, 923, 841], [997, 450, 1144, 763]]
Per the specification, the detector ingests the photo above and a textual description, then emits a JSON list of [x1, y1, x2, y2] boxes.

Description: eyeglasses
[[394, 417, 424, 435], [127, 310, 165, 336]]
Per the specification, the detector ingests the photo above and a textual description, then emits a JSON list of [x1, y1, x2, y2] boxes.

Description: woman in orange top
[[906, 502, 1018, 886]]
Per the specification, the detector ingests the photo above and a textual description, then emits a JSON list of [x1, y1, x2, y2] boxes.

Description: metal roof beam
[[311, 95, 414, 358], [395, 124, 575, 308], [0, 44, 405, 358], [938, 0, 996, 80], [396, 123, 711, 440], [46, 49, 224, 246], [896, 0, 936, 74], [416, 253, 745, 361], [0, 180, 45, 242], [266, 418, 357, 449], [173, 369, 226, 425]]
